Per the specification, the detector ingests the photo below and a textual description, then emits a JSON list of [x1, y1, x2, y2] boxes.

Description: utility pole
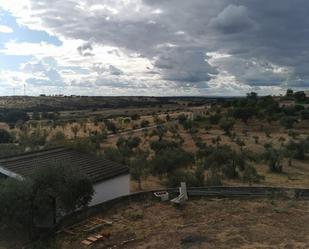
[[24, 83, 26, 96]]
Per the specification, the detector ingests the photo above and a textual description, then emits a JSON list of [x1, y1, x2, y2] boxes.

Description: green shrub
[[206, 168, 222, 186], [263, 147, 283, 173], [140, 120, 150, 128], [151, 147, 193, 176], [242, 164, 264, 184], [219, 117, 235, 135], [0, 129, 13, 143]]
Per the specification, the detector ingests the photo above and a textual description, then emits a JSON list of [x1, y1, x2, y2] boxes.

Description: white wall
[[90, 174, 130, 206]]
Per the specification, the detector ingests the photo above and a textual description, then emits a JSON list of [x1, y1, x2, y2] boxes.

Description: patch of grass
[[127, 210, 144, 221], [271, 200, 297, 213], [181, 234, 208, 249]]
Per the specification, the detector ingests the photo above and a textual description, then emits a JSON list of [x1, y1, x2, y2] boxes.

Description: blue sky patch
[[0, 54, 32, 70], [0, 10, 62, 47]]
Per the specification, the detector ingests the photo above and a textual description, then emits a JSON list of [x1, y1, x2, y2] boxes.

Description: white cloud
[[1, 0, 309, 95], [0, 24, 13, 33], [0, 39, 163, 94]]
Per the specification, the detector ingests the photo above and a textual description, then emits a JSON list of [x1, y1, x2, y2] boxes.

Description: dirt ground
[[56, 198, 309, 249]]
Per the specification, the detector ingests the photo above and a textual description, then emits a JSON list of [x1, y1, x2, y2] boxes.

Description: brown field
[[7, 108, 192, 141], [1, 102, 308, 189], [56, 198, 309, 249]]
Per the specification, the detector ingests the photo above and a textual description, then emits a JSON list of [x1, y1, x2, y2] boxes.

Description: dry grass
[[56, 198, 309, 249]]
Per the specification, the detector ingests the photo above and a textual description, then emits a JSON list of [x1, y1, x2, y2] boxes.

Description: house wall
[[90, 174, 130, 206]]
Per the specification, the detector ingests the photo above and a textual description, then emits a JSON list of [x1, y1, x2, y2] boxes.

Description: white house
[[0, 147, 130, 207]]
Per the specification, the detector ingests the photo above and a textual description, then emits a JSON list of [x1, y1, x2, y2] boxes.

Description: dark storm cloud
[[209, 0, 309, 87], [155, 47, 217, 84], [77, 41, 94, 56], [19, 0, 309, 91], [92, 63, 124, 76], [209, 5, 256, 34]]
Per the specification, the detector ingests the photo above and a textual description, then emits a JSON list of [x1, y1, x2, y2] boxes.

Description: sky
[[0, 0, 308, 96]]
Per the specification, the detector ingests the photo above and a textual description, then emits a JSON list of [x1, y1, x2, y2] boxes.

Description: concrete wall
[[90, 174, 130, 206], [55, 186, 309, 230]]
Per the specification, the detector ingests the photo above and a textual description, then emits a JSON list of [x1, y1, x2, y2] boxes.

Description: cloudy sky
[[0, 0, 308, 96]]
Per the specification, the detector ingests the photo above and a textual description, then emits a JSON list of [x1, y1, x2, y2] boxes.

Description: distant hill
[[0, 96, 232, 112]]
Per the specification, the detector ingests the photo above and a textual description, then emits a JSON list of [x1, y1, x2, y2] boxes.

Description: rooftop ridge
[[0, 147, 68, 162]]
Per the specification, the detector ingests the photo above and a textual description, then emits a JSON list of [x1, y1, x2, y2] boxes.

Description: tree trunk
[[137, 178, 142, 191], [29, 197, 36, 240], [288, 158, 292, 167], [52, 197, 57, 226]]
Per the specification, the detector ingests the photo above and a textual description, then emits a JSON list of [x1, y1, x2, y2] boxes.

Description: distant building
[[305, 91, 309, 98], [279, 100, 295, 108], [0, 147, 130, 207]]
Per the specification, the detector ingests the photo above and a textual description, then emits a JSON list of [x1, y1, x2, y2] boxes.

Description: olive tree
[[129, 150, 149, 190], [0, 162, 93, 237], [219, 117, 235, 135], [233, 107, 254, 124], [263, 146, 283, 173], [151, 147, 193, 177], [280, 116, 297, 129], [285, 139, 309, 165], [71, 124, 80, 138]]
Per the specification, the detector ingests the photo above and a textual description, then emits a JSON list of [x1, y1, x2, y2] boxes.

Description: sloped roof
[[0, 147, 129, 183]]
